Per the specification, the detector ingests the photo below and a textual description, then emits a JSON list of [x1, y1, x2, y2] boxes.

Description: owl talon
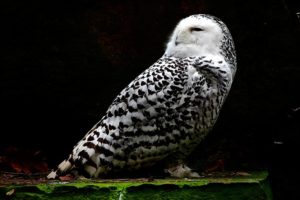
[[165, 164, 200, 178]]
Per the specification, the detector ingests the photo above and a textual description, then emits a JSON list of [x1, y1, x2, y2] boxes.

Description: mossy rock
[[0, 171, 272, 200]]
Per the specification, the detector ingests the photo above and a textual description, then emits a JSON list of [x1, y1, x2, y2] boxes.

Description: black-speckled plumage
[[48, 14, 236, 179]]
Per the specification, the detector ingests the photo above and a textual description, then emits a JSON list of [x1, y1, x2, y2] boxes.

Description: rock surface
[[0, 171, 272, 200]]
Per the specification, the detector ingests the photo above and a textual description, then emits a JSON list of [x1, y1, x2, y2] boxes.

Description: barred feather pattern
[[47, 14, 236, 179], [48, 55, 233, 178]]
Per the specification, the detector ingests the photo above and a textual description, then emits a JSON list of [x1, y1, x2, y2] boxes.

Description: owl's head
[[165, 14, 236, 67]]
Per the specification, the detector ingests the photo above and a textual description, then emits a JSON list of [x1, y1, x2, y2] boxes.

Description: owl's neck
[[164, 43, 221, 58]]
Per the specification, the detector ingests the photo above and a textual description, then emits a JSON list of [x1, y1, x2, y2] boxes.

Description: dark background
[[1, 0, 300, 199]]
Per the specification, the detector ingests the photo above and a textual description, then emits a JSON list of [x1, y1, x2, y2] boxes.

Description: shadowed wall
[[1, 0, 300, 199]]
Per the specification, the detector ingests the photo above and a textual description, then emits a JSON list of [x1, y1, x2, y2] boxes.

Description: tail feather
[[58, 159, 73, 172], [47, 155, 74, 179], [47, 170, 58, 179]]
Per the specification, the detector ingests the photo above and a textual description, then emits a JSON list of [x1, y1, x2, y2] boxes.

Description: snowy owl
[[48, 14, 236, 179]]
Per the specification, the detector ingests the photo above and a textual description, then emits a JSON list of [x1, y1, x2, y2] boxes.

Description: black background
[[1, 0, 300, 199]]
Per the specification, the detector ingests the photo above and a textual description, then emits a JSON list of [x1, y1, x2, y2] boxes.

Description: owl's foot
[[164, 163, 200, 178]]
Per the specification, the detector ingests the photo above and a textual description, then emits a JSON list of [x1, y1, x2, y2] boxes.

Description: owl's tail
[[47, 155, 74, 179]]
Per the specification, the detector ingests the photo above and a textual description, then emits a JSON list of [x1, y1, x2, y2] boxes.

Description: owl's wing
[[102, 57, 192, 138], [102, 56, 232, 140]]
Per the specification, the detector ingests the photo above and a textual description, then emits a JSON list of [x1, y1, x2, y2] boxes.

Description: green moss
[[0, 171, 271, 200]]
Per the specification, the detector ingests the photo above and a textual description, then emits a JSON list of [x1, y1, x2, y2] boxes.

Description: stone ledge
[[0, 171, 272, 200]]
